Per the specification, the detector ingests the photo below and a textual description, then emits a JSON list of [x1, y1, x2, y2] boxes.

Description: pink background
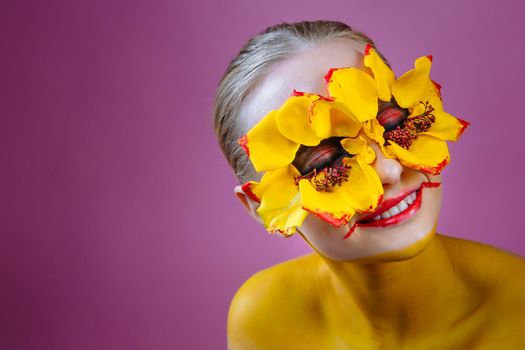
[[1, 0, 524, 348]]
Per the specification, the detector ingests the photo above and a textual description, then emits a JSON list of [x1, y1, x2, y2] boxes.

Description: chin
[[352, 225, 437, 263], [301, 180, 443, 263]]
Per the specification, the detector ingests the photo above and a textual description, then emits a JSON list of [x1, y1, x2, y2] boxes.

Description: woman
[[214, 21, 525, 349]]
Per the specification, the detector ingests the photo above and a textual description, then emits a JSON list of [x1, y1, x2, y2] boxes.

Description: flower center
[[383, 101, 436, 149], [295, 162, 351, 192]]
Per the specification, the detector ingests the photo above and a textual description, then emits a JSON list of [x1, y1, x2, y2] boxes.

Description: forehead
[[241, 39, 366, 130]]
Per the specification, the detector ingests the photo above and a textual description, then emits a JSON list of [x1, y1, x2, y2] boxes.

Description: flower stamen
[[295, 162, 351, 192], [383, 101, 436, 149]]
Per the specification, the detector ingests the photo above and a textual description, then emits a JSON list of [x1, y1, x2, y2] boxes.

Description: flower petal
[[421, 109, 467, 142], [456, 118, 470, 139], [364, 45, 395, 102], [347, 158, 384, 210], [362, 119, 396, 159], [249, 165, 308, 236], [310, 99, 362, 139], [407, 80, 443, 118], [392, 55, 433, 109], [245, 111, 300, 172], [325, 67, 378, 122], [275, 93, 324, 146], [386, 134, 450, 175], [341, 136, 376, 164], [299, 158, 383, 226], [241, 181, 260, 203], [363, 118, 385, 144]]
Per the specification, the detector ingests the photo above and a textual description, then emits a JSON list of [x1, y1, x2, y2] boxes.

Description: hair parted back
[[214, 20, 387, 184]]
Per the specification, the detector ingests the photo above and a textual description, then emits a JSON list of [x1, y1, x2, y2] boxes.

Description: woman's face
[[240, 39, 442, 262]]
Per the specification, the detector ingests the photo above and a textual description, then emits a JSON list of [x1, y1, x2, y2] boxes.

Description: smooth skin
[[228, 39, 525, 349], [228, 236, 525, 349]]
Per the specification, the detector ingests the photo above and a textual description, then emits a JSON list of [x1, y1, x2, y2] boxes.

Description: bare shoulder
[[438, 234, 525, 343], [227, 254, 326, 349], [437, 234, 525, 283]]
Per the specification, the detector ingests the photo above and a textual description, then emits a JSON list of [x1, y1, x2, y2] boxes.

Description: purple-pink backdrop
[[1, 0, 524, 349]]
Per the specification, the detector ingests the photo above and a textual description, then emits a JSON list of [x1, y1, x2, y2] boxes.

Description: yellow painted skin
[[228, 233, 525, 349]]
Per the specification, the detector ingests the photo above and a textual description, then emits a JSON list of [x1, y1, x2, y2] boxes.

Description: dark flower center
[[383, 101, 436, 149], [377, 101, 408, 131], [294, 162, 351, 192], [292, 137, 352, 192]]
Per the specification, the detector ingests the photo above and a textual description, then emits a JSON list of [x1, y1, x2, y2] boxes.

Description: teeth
[[380, 212, 391, 219], [379, 191, 417, 220], [388, 206, 400, 216], [397, 200, 408, 212], [367, 191, 418, 222]]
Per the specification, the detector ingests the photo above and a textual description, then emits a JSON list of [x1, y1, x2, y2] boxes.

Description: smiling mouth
[[343, 182, 441, 239]]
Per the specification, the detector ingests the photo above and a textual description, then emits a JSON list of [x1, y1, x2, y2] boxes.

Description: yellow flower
[[356, 45, 469, 174], [240, 92, 383, 236], [237, 47, 469, 236]]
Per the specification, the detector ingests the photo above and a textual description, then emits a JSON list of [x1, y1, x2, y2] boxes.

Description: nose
[[369, 142, 403, 186]]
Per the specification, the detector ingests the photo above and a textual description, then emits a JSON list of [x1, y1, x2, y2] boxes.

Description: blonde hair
[[213, 20, 386, 183]]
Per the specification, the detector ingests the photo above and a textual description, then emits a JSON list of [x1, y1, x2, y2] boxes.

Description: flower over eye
[[357, 46, 469, 175], [239, 93, 383, 236], [237, 47, 469, 236], [297, 136, 383, 228]]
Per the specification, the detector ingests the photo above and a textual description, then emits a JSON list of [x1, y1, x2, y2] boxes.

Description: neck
[[319, 233, 467, 336]]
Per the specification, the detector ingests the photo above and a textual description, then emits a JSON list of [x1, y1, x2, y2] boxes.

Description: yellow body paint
[[228, 233, 525, 349]]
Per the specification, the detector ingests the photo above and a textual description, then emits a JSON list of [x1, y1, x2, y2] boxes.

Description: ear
[[234, 185, 263, 224]]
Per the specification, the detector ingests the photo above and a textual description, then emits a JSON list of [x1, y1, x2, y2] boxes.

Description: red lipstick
[[343, 182, 441, 239]]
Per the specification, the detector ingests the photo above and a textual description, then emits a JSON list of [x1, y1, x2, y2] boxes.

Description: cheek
[[432, 186, 443, 215], [300, 214, 334, 241], [427, 173, 442, 183], [297, 171, 444, 260], [426, 174, 443, 207], [298, 214, 348, 255]]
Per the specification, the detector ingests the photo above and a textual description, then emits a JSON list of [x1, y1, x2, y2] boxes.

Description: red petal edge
[[303, 207, 351, 227], [456, 118, 470, 139], [324, 68, 338, 84], [431, 80, 442, 99], [241, 182, 260, 203], [356, 194, 383, 215], [419, 158, 449, 175], [272, 228, 294, 238], [238, 135, 249, 156], [292, 90, 334, 102], [426, 55, 433, 62], [364, 43, 373, 56]]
